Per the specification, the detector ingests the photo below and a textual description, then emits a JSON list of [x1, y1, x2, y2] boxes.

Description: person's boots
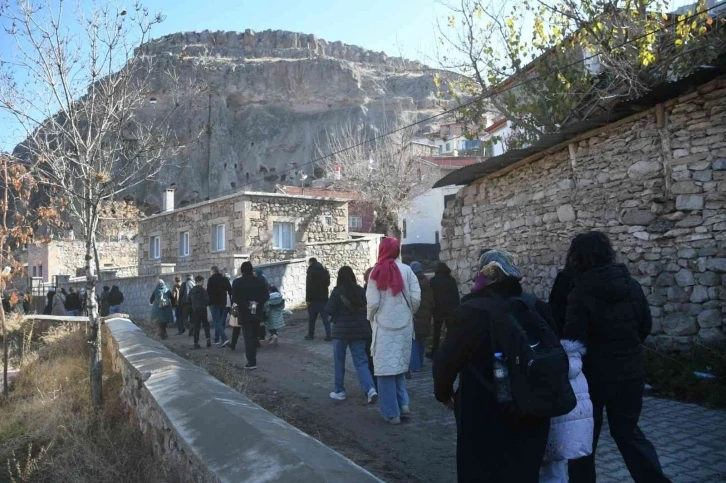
[[206, 338, 212, 348]]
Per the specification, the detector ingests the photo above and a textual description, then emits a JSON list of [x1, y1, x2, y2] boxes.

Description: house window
[[325, 216, 333, 226], [444, 194, 456, 208], [38, 264, 43, 278], [402, 219, 407, 239], [445, 142, 451, 152], [349, 216, 363, 230], [32, 266, 37, 277], [179, 231, 190, 257], [211, 224, 225, 252], [273, 222, 294, 250], [150, 236, 161, 260], [439, 145, 443, 154]]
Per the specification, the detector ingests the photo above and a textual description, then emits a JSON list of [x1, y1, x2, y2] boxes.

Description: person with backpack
[[108, 285, 124, 314], [326, 266, 377, 404], [433, 249, 570, 482], [171, 276, 184, 335], [367, 238, 421, 424], [264, 285, 286, 346], [229, 262, 270, 370], [408, 261, 434, 376], [305, 257, 332, 341], [207, 266, 232, 346], [179, 274, 195, 336], [427, 262, 460, 359], [563, 232, 670, 483], [149, 279, 173, 339]]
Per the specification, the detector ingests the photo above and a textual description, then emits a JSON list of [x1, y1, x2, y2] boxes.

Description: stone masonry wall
[[104, 318, 382, 483], [441, 76, 726, 350], [304, 235, 383, 282], [27, 239, 138, 282], [137, 191, 347, 276]]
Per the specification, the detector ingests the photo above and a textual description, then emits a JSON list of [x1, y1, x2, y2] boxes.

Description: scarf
[[370, 237, 404, 296], [472, 249, 522, 292]]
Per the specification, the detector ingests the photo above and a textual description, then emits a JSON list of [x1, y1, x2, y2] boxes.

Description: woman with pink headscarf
[[366, 237, 421, 424]]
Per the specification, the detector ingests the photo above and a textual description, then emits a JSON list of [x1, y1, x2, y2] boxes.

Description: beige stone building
[[137, 190, 349, 275], [437, 73, 726, 350], [27, 239, 138, 283]]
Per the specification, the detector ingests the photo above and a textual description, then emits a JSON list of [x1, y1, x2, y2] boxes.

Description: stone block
[[678, 248, 697, 259], [662, 313, 698, 335], [675, 195, 704, 211], [667, 286, 690, 303], [674, 216, 703, 228], [557, 204, 576, 223], [654, 272, 675, 287], [627, 160, 662, 178], [652, 335, 693, 352], [697, 271, 721, 286], [690, 285, 710, 303], [706, 258, 726, 272], [671, 181, 702, 194], [689, 160, 711, 171], [676, 269, 696, 287], [693, 170, 713, 182], [620, 209, 656, 225], [697, 309, 723, 328], [698, 328, 726, 344], [712, 159, 726, 170]]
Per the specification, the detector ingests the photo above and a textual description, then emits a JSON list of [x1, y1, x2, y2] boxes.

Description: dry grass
[[0, 326, 177, 483]]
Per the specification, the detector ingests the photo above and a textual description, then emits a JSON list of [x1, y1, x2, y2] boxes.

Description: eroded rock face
[[124, 29, 450, 208]]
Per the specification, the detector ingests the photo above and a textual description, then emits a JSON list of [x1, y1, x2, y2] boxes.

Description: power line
[[202, 3, 724, 200]]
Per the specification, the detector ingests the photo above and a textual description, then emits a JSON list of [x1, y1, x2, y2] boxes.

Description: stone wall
[[27, 239, 138, 283], [441, 76, 726, 350], [137, 191, 348, 276], [256, 259, 308, 306], [304, 234, 383, 282], [104, 318, 382, 483]]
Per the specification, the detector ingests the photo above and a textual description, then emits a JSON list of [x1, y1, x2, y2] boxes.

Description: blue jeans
[[307, 300, 331, 337], [67, 310, 79, 317], [540, 460, 567, 483], [410, 339, 425, 372], [333, 339, 375, 394], [110, 305, 120, 314], [210, 305, 228, 342], [174, 306, 184, 332], [377, 374, 409, 418]]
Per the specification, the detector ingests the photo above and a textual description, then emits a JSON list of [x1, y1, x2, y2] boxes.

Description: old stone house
[[137, 189, 349, 275], [436, 72, 726, 350], [275, 185, 376, 233]]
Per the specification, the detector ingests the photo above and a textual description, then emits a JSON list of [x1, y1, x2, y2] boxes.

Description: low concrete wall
[[105, 318, 381, 483]]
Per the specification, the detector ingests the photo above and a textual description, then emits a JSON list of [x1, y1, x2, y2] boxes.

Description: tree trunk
[[86, 234, 103, 409], [1, 305, 7, 398], [374, 210, 402, 239]]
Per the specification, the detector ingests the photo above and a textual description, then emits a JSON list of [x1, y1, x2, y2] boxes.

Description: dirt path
[[162, 312, 457, 483]]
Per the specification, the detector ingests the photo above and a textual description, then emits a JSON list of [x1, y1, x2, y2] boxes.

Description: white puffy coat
[[366, 261, 421, 376], [544, 339, 594, 461]]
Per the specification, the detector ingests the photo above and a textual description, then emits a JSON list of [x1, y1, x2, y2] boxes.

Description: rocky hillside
[[117, 29, 450, 210]]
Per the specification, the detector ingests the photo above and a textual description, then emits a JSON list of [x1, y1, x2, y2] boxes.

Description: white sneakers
[[330, 388, 378, 404], [268, 334, 279, 346], [367, 387, 378, 404], [329, 391, 347, 401]]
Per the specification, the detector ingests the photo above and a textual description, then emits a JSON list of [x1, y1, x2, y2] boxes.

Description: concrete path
[[161, 313, 726, 483]]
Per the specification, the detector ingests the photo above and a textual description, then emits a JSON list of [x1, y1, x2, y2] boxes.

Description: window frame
[[150, 236, 161, 260], [349, 216, 363, 230], [272, 221, 295, 250], [179, 231, 190, 257], [211, 224, 226, 252]]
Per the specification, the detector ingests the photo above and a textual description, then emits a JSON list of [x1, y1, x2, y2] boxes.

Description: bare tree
[[0, 0, 192, 408], [0, 152, 60, 397], [316, 116, 438, 237], [437, 0, 725, 148]]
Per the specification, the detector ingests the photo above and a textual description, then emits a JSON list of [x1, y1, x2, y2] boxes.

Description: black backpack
[[464, 293, 576, 418]]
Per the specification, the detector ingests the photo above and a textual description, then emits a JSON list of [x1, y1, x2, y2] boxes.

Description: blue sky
[[0, 0, 447, 150]]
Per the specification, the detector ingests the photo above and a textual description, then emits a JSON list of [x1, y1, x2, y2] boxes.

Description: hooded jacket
[[429, 263, 460, 319], [264, 291, 286, 331], [413, 272, 434, 339], [325, 285, 370, 340], [563, 264, 652, 383], [150, 283, 173, 323], [306, 262, 331, 302]]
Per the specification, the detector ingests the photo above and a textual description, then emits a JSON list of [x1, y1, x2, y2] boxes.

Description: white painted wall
[[399, 186, 461, 245], [490, 121, 514, 157]]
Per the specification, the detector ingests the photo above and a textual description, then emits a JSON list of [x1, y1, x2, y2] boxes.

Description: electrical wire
[[199, 2, 725, 200]]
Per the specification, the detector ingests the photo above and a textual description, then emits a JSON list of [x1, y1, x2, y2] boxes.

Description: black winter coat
[[306, 263, 330, 302], [325, 285, 370, 340], [548, 267, 575, 336], [232, 275, 270, 324], [430, 271, 460, 319], [207, 273, 232, 306], [563, 263, 652, 383], [190, 285, 209, 311], [433, 282, 550, 482], [65, 293, 82, 311]]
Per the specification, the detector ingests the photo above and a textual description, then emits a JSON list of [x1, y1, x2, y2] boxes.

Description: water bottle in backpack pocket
[[465, 294, 576, 418]]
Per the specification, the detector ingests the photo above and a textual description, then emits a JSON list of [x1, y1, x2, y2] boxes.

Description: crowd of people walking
[[140, 230, 667, 483]]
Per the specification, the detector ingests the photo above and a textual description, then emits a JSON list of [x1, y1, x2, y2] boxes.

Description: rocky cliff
[[121, 29, 449, 209]]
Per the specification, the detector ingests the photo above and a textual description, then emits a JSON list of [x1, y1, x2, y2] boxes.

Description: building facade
[[137, 190, 348, 275], [275, 185, 376, 233]]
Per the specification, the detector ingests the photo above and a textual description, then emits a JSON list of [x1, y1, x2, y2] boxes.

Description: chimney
[[162, 187, 175, 212]]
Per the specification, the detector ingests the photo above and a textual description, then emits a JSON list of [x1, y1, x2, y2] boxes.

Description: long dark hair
[[337, 266, 364, 305], [566, 231, 615, 275]]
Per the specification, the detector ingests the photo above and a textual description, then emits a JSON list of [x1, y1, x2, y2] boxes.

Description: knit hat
[[410, 261, 423, 274], [472, 249, 522, 292]]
